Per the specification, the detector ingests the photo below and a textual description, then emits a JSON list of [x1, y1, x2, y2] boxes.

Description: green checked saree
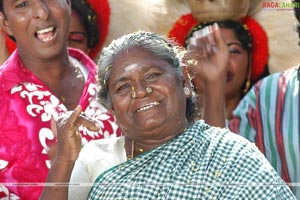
[[88, 121, 295, 199]]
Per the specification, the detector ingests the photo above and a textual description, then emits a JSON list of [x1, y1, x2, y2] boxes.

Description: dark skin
[[0, 0, 84, 110], [39, 24, 228, 199], [108, 47, 190, 156], [186, 23, 228, 127], [40, 106, 100, 200], [0, 1, 87, 197]]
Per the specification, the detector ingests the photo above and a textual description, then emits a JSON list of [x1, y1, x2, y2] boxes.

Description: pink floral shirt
[[0, 48, 121, 199]]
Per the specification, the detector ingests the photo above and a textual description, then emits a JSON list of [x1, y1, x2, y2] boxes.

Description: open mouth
[[36, 26, 57, 42], [226, 72, 233, 82], [136, 101, 160, 113]]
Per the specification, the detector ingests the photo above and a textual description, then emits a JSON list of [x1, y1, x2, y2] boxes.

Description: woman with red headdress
[[68, 0, 110, 60], [183, 17, 269, 123]]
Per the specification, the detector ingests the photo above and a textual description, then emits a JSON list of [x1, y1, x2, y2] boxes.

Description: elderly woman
[[40, 30, 295, 199]]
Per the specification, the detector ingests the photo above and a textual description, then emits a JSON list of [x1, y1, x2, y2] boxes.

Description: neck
[[225, 95, 241, 120], [124, 123, 189, 159], [18, 49, 70, 80]]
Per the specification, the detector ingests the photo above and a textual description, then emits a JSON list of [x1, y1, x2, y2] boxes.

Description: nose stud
[[146, 86, 153, 94], [131, 86, 136, 98], [131, 86, 153, 98]]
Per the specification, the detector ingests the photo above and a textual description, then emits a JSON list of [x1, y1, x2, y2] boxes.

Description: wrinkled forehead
[[111, 47, 166, 73]]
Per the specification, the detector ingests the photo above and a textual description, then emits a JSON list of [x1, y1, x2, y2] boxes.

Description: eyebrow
[[111, 65, 154, 88], [227, 42, 242, 47]]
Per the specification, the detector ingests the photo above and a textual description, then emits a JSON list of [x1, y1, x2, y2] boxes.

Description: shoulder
[[255, 66, 298, 91], [192, 121, 284, 179], [194, 121, 263, 159], [0, 51, 25, 92], [192, 120, 252, 150], [79, 136, 126, 164], [68, 48, 97, 75]]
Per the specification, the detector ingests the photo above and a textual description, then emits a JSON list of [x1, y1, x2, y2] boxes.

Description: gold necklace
[[127, 140, 144, 160]]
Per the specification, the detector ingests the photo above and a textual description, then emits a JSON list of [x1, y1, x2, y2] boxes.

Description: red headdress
[[4, 0, 110, 60], [168, 14, 269, 83]]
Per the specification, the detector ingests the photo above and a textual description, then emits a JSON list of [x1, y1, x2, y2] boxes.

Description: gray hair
[[97, 31, 196, 121]]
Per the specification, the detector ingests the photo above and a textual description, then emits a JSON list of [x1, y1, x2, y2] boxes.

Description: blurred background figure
[[185, 18, 269, 121], [165, 0, 300, 73], [68, 0, 110, 60]]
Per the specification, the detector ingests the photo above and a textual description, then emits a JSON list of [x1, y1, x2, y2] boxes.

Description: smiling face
[[108, 47, 188, 141], [0, 0, 71, 61], [222, 28, 249, 100]]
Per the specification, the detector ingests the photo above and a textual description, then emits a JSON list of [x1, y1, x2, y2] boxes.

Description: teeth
[[42, 36, 54, 42], [37, 27, 54, 34], [136, 102, 160, 113]]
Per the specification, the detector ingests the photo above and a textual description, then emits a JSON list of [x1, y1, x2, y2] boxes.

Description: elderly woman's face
[[107, 47, 188, 141]]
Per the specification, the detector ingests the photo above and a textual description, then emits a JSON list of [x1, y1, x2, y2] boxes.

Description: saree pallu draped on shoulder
[[88, 121, 296, 199]]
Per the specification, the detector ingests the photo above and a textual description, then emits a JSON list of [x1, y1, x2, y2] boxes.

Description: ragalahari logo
[[262, 1, 300, 10]]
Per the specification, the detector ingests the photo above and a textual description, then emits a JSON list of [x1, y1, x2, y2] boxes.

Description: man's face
[[0, 0, 71, 60]]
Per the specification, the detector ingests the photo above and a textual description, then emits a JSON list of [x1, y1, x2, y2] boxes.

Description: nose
[[33, 1, 49, 20], [131, 81, 149, 99]]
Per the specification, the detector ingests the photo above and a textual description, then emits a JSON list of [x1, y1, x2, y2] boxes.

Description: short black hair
[[0, 0, 3, 13]]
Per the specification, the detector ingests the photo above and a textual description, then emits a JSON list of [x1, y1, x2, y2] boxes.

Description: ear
[[65, 0, 72, 15], [0, 12, 13, 36]]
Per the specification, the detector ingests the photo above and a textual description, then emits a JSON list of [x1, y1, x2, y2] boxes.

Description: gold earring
[[184, 87, 191, 96], [242, 80, 251, 95]]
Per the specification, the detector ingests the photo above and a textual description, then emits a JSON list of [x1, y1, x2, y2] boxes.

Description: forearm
[[39, 158, 75, 200], [201, 83, 226, 128]]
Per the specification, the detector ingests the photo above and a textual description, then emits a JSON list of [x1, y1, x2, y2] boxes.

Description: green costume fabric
[[89, 121, 295, 199]]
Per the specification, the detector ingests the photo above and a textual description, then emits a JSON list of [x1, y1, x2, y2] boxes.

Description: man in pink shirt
[[0, 0, 120, 199]]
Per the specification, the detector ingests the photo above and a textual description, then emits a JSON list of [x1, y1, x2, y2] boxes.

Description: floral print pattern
[[0, 49, 120, 200]]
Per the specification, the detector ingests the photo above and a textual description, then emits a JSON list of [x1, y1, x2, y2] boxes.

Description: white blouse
[[68, 137, 127, 200]]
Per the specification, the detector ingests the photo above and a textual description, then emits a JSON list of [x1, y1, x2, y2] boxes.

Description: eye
[[15, 1, 29, 8], [229, 48, 241, 54], [68, 32, 86, 44], [116, 82, 130, 92], [145, 72, 161, 80]]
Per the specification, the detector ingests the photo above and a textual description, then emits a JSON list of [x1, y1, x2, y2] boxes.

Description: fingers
[[51, 116, 58, 138], [56, 105, 100, 135], [211, 23, 227, 53], [75, 112, 101, 132], [66, 105, 100, 131], [68, 105, 83, 126], [186, 26, 214, 64]]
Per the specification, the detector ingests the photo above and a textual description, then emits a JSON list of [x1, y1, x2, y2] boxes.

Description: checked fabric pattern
[[89, 121, 295, 199]]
